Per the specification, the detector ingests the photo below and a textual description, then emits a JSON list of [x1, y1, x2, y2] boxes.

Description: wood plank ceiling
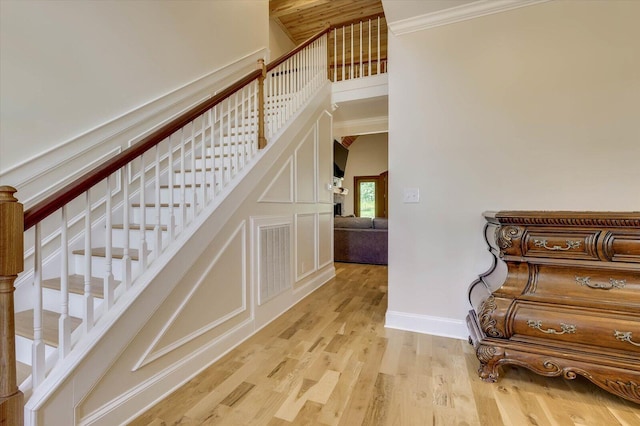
[[270, 1, 387, 145], [270, 0, 385, 44]]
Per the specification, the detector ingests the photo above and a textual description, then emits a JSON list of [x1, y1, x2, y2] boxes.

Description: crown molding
[[388, 0, 550, 36]]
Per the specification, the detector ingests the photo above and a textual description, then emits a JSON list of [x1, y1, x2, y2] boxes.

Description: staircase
[[1, 15, 388, 423], [14, 95, 265, 388]]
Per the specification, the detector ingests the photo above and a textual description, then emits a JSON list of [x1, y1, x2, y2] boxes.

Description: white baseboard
[[385, 310, 468, 340]]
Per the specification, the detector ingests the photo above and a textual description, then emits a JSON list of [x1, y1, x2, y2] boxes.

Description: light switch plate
[[403, 188, 420, 203]]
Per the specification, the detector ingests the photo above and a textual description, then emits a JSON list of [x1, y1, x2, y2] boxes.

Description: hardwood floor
[[130, 263, 640, 425]]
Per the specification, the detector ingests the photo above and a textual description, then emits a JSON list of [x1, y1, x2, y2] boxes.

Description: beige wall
[[269, 19, 296, 60], [0, 0, 268, 172], [387, 0, 640, 336], [341, 133, 389, 216]]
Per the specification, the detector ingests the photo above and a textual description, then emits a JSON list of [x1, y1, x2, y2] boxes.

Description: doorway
[[354, 171, 387, 218]]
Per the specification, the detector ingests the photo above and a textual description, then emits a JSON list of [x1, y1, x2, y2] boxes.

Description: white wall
[[269, 19, 296, 60], [0, 0, 268, 173], [387, 1, 640, 338], [341, 133, 388, 216]]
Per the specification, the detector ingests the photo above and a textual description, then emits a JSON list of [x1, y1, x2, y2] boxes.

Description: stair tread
[[15, 309, 82, 347], [42, 274, 110, 298], [17, 361, 30, 384], [72, 247, 140, 261], [112, 224, 167, 231]]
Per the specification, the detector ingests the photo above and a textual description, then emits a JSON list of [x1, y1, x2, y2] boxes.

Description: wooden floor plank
[[130, 263, 638, 426]]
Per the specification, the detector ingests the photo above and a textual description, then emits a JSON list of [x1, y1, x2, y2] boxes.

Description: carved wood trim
[[478, 296, 504, 338]]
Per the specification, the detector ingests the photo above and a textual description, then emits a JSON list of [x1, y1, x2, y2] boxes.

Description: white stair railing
[[330, 14, 387, 82], [4, 30, 331, 414]]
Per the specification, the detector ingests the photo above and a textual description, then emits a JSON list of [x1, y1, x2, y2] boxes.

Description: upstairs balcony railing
[[1, 14, 387, 425], [329, 14, 388, 82]]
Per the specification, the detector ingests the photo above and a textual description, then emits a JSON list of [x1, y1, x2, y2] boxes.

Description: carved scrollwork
[[475, 345, 504, 382], [479, 296, 504, 338], [495, 225, 523, 249], [605, 379, 640, 402], [476, 345, 498, 364]]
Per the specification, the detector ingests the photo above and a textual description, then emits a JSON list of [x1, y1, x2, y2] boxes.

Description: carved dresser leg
[[476, 345, 505, 382]]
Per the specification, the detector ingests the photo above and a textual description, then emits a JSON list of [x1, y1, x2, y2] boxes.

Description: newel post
[[0, 186, 24, 426], [257, 59, 267, 149]]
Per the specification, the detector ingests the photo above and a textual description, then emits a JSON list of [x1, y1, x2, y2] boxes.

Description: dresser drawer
[[602, 230, 640, 264], [511, 303, 640, 354], [522, 229, 599, 260], [524, 265, 640, 310]]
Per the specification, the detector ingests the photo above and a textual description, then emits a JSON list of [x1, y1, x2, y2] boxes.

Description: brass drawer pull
[[527, 320, 576, 335], [575, 276, 626, 290], [533, 239, 581, 251], [614, 331, 640, 347]]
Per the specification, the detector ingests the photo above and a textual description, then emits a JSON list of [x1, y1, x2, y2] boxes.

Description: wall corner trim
[[387, 0, 550, 36], [385, 310, 468, 340]]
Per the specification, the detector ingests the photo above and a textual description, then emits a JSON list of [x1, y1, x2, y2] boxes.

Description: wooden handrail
[[23, 69, 261, 230], [23, 25, 332, 231], [328, 12, 386, 31], [267, 27, 331, 72]]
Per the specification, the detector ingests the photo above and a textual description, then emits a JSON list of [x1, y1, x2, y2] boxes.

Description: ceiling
[[270, 0, 385, 44]]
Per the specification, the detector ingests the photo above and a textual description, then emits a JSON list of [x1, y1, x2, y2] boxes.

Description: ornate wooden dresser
[[467, 211, 640, 404]]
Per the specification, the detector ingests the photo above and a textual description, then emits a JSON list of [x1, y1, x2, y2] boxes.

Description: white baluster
[[377, 17, 381, 75], [167, 135, 175, 242], [342, 26, 346, 81], [253, 82, 258, 155], [201, 115, 207, 205], [32, 223, 45, 386], [333, 28, 337, 82], [289, 58, 293, 118], [180, 127, 187, 226], [59, 206, 70, 358], [104, 176, 114, 308], [210, 108, 217, 196], [268, 70, 273, 138], [139, 156, 148, 270], [351, 23, 354, 80], [368, 19, 372, 77], [278, 65, 283, 131], [241, 88, 247, 164], [219, 102, 226, 186], [228, 98, 233, 181], [234, 92, 240, 172], [359, 21, 363, 78], [154, 145, 162, 256], [190, 122, 198, 216], [123, 164, 132, 289], [84, 191, 94, 331]]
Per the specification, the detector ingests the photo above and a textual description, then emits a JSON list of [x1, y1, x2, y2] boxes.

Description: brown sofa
[[334, 217, 388, 265]]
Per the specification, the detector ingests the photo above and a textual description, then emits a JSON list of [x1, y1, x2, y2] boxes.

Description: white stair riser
[[42, 287, 104, 318], [132, 205, 194, 225], [191, 156, 234, 170], [112, 228, 168, 250], [156, 183, 227, 204], [15, 335, 56, 368], [72, 254, 140, 282], [156, 186, 199, 204]]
